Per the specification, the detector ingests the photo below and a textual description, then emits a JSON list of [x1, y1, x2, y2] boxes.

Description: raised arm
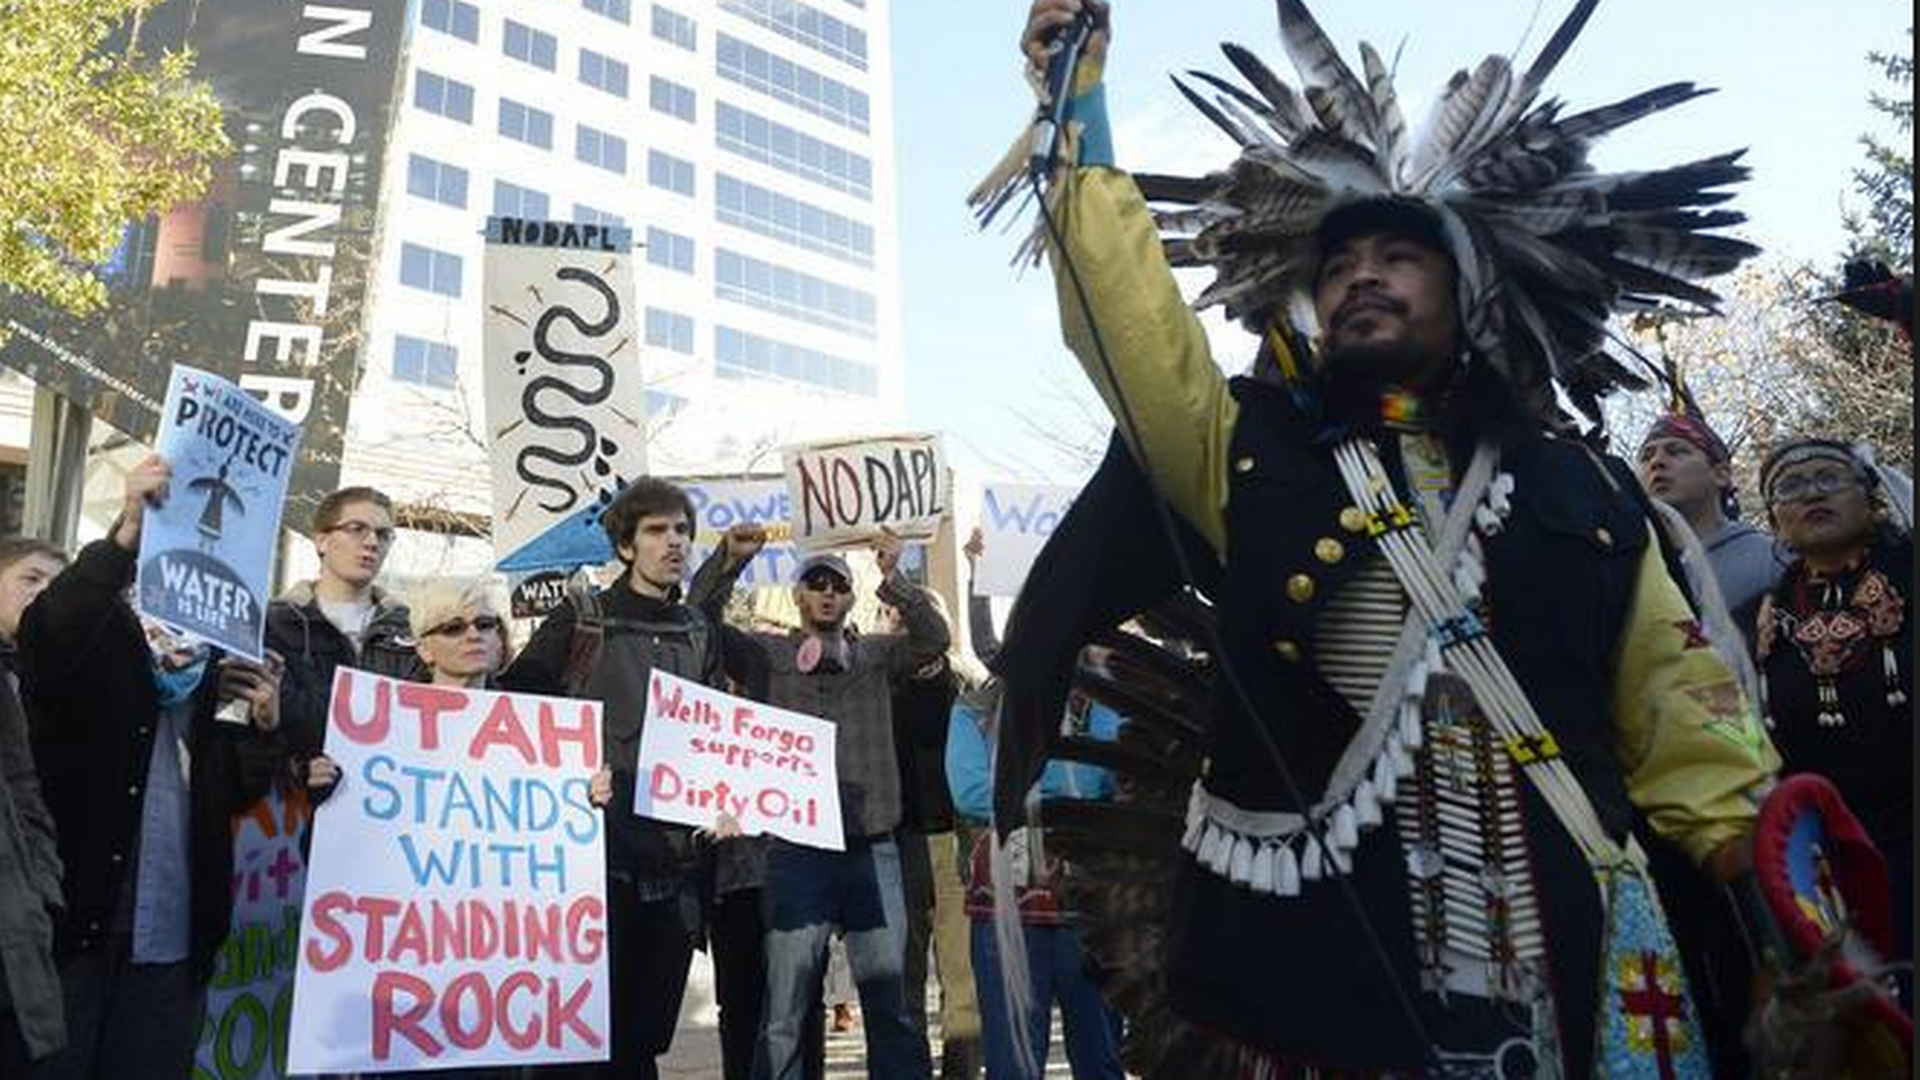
[[1020, 0, 1237, 556]]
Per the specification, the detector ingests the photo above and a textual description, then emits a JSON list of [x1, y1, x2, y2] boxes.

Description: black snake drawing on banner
[[515, 266, 621, 514]]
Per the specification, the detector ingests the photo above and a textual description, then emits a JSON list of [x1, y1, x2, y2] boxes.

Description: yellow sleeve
[[1612, 526, 1781, 866], [1049, 166, 1237, 557]]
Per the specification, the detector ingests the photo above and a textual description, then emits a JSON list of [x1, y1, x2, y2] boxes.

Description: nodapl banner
[[782, 434, 951, 553], [138, 365, 302, 661], [0, 1, 407, 523], [288, 669, 611, 1073], [483, 217, 646, 574]]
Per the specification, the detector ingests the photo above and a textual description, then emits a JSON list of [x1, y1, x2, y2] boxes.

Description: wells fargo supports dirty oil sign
[[782, 434, 950, 552], [288, 669, 610, 1073], [635, 671, 844, 850], [138, 364, 302, 661]]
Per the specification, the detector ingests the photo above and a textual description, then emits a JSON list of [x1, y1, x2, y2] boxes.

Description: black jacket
[[18, 539, 282, 978], [265, 582, 418, 764]]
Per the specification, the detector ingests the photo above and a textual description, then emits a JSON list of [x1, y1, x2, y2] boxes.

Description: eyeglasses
[[325, 520, 397, 546], [425, 615, 503, 638], [1768, 468, 1861, 506], [800, 573, 851, 595]]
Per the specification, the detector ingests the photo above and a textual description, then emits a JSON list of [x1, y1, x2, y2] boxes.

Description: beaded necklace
[[1762, 549, 1908, 726]]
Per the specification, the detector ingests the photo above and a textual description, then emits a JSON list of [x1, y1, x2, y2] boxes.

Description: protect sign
[[289, 669, 610, 1073], [971, 483, 1078, 598], [782, 434, 950, 552], [483, 216, 646, 574], [137, 364, 302, 661], [635, 671, 844, 851]]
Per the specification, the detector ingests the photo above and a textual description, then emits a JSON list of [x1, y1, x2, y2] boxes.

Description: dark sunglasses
[[425, 615, 503, 638], [800, 572, 851, 595]]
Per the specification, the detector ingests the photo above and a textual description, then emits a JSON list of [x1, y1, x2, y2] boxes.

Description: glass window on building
[[578, 48, 630, 98], [716, 33, 868, 133], [649, 76, 697, 122], [394, 334, 459, 389], [714, 249, 875, 338], [399, 243, 463, 298], [646, 227, 696, 273], [421, 0, 480, 42], [651, 4, 697, 50], [575, 204, 629, 231], [713, 102, 870, 200], [584, 0, 632, 24], [492, 180, 550, 221], [717, 0, 866, 71], [503, 19, 559, 71], [406, 154, 470, 208], [645, 307, 696, 354], [576, 125, 629, 174], [714, 325, 876, 395], [647, 150, 696, 197], [715, 173, 871, 267], [498, 98, 555, 149], [414, 70, 475, 123]]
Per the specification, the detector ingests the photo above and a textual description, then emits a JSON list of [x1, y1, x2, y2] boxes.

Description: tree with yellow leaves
[[0, 0, 228, 331]]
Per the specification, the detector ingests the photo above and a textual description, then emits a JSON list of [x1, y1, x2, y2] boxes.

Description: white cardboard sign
[[635, 671, 844, 851], [289, 669, 610, 1073], [781, 434, 950, 553]]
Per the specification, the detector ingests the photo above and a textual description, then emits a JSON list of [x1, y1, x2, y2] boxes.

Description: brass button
[[1272, 639, 1302, 662], [1286, 574, 1316, 603], [1314, 538, 1345, 564], [1234, 455, 1255, 474], [1339, 507, 1368, 533], [1594, 526, 1613, 549]]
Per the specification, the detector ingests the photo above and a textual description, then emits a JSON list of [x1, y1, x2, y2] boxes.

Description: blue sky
[[890, 0, 1912, 483]]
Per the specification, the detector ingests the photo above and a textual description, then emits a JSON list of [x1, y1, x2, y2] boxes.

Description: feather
[[1554, 82, 1713, 144], [1359, 40, 1409, 184], [1504, 0, 1600, 124], [1220, 41, 1315, 137], [1275, 0, 1378, 145], [1170, 73, 1256, 147]]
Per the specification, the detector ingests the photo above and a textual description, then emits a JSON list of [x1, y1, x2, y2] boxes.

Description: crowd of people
[[0, 0, 1912, 1077]]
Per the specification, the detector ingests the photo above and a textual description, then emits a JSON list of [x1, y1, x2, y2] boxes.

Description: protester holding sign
[[703, 528, 950, 1080], [499, 477, 744, 1080], [268, 486, 420, 773], [18, 456, 286, 1080], [0, 539, 68, 1070]]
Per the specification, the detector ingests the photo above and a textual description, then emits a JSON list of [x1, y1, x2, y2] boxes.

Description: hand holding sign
[[873, 527, 903, 578], [115, 455, 174, 551]]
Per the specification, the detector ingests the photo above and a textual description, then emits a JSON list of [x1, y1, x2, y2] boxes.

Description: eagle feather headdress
[[973, 0, 1762, 422]]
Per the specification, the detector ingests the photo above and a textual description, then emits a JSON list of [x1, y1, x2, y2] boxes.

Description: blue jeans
[[970, 921, 1122, 1080], [755, 837, 930, 1080]]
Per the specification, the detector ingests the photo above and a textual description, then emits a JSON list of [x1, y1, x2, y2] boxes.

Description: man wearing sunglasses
[[266, 486, 421, 773], [702, 530, 952, 1080]]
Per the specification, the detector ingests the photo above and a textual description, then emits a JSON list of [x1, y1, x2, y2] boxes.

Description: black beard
[[1316, 341, 1447, 424]]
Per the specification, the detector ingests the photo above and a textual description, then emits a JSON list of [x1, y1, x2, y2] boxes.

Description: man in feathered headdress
[[977, 1, 1790, 1075]]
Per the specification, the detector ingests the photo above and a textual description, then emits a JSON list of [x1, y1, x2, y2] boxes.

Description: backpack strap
[[562, 582, 606, 698]]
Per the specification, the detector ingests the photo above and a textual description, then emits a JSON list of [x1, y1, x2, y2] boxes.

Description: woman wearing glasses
[[1755, 437, 1913, 999]]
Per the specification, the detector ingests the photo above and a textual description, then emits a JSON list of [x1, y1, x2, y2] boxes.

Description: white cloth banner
[[635, 671, 844, 851], [972, 483, 1078, 598], [782, 434, 950, 553], [288, 669, 610, 1074], [483, 217, 646, 573]]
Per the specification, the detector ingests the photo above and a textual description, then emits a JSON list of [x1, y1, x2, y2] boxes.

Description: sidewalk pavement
[[660, 950, 1075, 1078]]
